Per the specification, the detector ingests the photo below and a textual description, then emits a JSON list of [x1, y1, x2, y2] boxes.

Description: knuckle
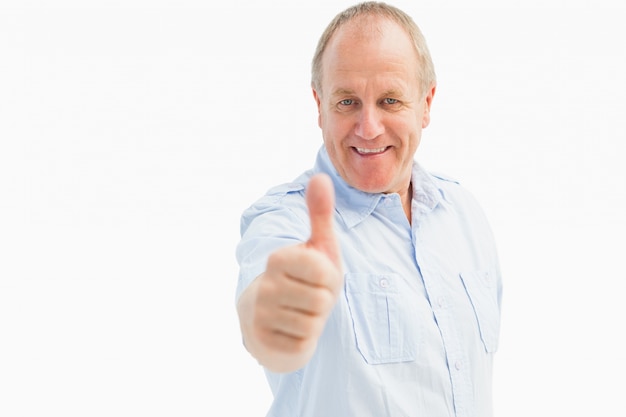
[[309, 290, 334, 313], [266, 250, 286, 269]]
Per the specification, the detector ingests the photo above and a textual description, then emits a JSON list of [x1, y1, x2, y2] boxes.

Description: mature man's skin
[[314, 14, 435, 222], [236, 14, 435, 373]]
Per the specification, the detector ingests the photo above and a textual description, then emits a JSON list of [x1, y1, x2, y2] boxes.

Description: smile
[[354, 146, 388, 155]]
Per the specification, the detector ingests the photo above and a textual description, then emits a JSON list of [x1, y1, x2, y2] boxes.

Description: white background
[[1, 0, 625, 415]]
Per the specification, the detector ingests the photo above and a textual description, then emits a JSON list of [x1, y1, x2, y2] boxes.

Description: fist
[[250, 174, 343, 369]]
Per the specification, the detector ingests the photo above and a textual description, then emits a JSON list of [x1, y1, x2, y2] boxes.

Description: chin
[[349, 177, 392, 194]]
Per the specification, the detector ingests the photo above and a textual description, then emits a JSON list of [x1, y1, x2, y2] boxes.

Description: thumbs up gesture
[[305, 173, 342, 268], [236, 174, 344, 373]]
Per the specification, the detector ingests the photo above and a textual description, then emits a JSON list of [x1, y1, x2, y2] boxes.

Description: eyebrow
[[330, 88, 356, 98], [380, 89, 404, 98], [330, 88, 404, 99]]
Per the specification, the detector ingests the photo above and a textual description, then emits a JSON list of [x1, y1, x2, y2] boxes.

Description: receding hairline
[[311, 2, 436, 98]]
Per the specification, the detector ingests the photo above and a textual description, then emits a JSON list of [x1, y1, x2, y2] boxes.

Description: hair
[[311, 1, 436, 98]]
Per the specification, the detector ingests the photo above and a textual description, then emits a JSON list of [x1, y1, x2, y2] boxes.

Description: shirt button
[[437, 297, 445, 308], [455, 361, 462, 370], [379, 278, 389, 288]]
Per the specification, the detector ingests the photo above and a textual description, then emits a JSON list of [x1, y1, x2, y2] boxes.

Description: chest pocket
[[344, 273, 420, 364], [460, 270, 501, 353]]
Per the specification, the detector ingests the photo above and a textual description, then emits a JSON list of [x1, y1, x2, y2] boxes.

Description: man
[[235, 2, 502, 416]]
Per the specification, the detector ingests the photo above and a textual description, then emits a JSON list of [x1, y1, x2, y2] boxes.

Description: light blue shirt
[[236, 146, 502, 417]]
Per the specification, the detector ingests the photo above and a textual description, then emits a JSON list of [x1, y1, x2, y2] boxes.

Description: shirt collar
[[313, 146, 446, 229]]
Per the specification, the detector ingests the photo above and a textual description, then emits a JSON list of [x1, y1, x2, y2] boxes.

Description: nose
[[354, 105, 384, 140]]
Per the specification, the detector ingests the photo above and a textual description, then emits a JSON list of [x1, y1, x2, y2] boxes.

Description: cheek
[[394, 118, 420, 142], [323, 115, 350, 143]]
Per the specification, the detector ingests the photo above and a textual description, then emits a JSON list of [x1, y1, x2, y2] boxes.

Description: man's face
[[313, 17, 434, 196]]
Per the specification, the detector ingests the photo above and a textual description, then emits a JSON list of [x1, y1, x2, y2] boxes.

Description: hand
[[238, 174, 343, 372]]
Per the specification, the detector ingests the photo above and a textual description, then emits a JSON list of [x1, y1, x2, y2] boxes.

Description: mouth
[[353, 146, 389, 155]]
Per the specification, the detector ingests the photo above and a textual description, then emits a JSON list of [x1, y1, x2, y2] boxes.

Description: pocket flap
[[460, 270, 501, 353]]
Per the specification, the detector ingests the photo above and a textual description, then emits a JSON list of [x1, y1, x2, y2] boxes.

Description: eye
[[339, 99, 356, 106], [383, 98, 399, 105]]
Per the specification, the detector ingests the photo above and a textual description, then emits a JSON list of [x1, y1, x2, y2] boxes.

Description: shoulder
[[248, 177, 308, 212], [427, 170, 470, 201], [255, 168, 314, 202], [265, 182, 306, 198], [240, 176, 311, 237], [427, 170, 488, 216], [429, 171, 460, 185]]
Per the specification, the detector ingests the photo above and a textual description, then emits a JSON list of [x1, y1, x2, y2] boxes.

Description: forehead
[[322, 16, 420, 93]]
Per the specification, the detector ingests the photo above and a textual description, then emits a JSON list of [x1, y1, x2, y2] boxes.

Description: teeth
[[356, 147, 386, 154]]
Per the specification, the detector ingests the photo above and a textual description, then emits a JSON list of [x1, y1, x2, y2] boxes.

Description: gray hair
[[311, 1, 436, 98]]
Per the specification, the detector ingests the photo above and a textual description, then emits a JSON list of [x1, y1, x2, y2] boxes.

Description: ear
[[421, 85, 436, 129], [312, 87, 323, 129]]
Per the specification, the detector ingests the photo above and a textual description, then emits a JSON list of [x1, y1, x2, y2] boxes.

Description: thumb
[[305, 173, 341, 268]]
